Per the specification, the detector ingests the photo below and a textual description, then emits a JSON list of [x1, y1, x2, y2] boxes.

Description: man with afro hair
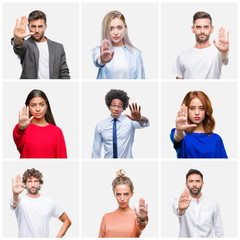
[[92, 89, 149, 158]]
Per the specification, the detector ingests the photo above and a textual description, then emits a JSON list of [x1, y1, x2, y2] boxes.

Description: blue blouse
[[170, 128, 228, 158], [92, 45, 145, 79]]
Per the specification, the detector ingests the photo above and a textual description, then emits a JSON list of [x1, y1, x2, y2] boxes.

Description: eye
[[196, 26, 201, 29], [118, 26, 123, 30]]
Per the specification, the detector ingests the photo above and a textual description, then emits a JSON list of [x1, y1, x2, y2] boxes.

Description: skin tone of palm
[[213, 27, 229, 53], [14, 16, 33, 45], [174, 104, 197, 142], [125, 103, 144, 122], [18, 105, 34, 131], [178, 188, 192, 213], [12, 174, 25, 207], [134, 198, 148, 220], [98, 39, 114, 65]]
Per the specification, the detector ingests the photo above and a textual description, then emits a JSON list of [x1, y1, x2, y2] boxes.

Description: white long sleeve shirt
[[173, 195, 224, 238]]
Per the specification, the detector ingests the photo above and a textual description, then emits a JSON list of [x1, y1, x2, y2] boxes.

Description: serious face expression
[[186, 174, 204, 197], [192, 18, 213, 43], [188, 98, 205, 126], [29, 97, 47, 121], [114, 184, 133, 209], [28, 19, 47, 42], [109, 17, 126, 47], [26, 177, 41, 195], [110, 99, 123, 119]]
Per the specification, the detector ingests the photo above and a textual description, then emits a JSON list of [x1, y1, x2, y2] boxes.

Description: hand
[[125, 103, 141, 121], [12, 174, 25, 195], [178, 188, 192, 211], [14, 16, 33, 41], [134, 198, 148, 220], [213, 27, 229, 53], [176, 104, 197, 131], [18, 105, 34, 131], [99, 39, 114, 64]]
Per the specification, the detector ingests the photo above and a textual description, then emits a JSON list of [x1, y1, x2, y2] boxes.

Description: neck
[[117, 205, 132, 213], [27, 192, 40, 198], [31, 118, 49, 126], [190, 192, 202, 202], [112, 41, 124, 48], [195, 41, 211, 49], [192, 123, 205, 133]]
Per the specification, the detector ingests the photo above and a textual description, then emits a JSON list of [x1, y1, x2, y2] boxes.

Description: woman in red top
[[99, 169, 148, 238], [13, 89, 67, 158]]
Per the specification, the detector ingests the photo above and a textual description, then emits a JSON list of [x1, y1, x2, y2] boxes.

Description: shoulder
[[96, 116, 112, 127], [177, 47, 195, 58], [47, 38, 62, 46], [209, 133, 223, 141], [202, 195, 219, 207], [102, 210, 117, 220], [48, 124, 64, 134]]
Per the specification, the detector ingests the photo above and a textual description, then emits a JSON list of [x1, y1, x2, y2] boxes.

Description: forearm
[[174, 129, 185, 142], [11, 194, 20, 208], [14, 37, 24, 46], [56, 219, 71, 238], [219, 51, 229, 62], [137, 116, 148, 126]]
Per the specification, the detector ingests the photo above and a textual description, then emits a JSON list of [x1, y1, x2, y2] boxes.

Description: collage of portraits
[[0, 0, 239, 239]]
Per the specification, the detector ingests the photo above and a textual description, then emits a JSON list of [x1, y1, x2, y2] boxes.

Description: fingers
[[15, 18, 19, 28], [227, 31, 229, 41], [129, 104, 133, 112], [134, 207, 137, 214], [26, 106, 30, 118], [110, 50, 114, 58], [124, 114, 132, 120]]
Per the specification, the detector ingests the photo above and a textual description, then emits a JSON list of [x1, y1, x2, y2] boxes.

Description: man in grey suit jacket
[[11, 10, 70, 79]]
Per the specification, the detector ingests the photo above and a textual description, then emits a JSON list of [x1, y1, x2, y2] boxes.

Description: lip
[[120, 202, 125, 205], [113, 37, 119, 40], [194, 117, 200, 120]]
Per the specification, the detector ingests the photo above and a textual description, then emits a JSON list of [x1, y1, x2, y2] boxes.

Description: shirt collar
[[109, 114, 124, 122], [191, 193, 204, 203]]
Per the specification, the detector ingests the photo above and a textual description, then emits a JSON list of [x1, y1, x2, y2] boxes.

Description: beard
[[195, 33, 210, 43], [31, 31, 45, 42], [26, 186, 41, 195], [187, 185, 202, 196]]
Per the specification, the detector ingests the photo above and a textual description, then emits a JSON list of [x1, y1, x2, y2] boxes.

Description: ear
[[131, 191, 134, 197], [28, 24, 30, 31], [191, 26, 195, 34], [185, 182, 188, 188], [210, 26, 214, 34], [202, 182, 204, 188], [45, 23, 47, 30]]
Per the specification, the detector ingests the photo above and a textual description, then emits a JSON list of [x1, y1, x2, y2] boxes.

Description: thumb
[[124, 114, 132, 120], [134, 207, 137, 214], [111, 50, 115, 58], [213, 39, 217, 47], [29, 116, 34, 122]]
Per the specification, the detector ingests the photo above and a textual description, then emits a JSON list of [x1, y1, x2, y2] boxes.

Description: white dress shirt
[[91, 114, 149, 158], [173, 194, 224, 238]]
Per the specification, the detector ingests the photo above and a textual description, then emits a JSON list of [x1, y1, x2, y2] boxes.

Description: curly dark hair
[[22, 168, 44, 185], [105, 89, 130, 110]]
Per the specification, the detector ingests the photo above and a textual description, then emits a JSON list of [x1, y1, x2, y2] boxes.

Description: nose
[[195, 108, 199, 115], [114, 29, 118, 35], [36, 105, 40, 111], [120, 195, 124, 201]]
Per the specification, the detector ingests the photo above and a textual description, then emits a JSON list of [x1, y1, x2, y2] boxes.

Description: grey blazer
[[11, 37, 70, 79]]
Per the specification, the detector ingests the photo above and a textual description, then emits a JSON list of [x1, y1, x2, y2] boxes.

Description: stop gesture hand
[[125, 103, 141, 121], [18, 105, 34, 131], [99, 39, 114, 65], [14, 16, 33, 42], [176, 104, 197, 131], [12, 174, 25, 195], [213, 27, 229, 53], [178, 188, 192, 212], [134, 198, 148, 220]]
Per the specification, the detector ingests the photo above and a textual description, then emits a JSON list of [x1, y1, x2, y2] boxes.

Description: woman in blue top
[[170, 91, 227, 158], [92, 10, 145, 79]]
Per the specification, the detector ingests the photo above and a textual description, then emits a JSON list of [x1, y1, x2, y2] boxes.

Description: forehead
[[189, 98, 203, 106], [194, 18, 211, 26], [29, 97, 46, 104], [115, 184, 131, 193], [111, 98, 123, 105], [29, 18, 45, 26], [27, 176, 39, 181], [187, 174, 202, 181], [110, 17, 124, 27]]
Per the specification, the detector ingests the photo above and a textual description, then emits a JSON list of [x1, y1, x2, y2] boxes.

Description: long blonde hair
[[101, 10, 135, 49]]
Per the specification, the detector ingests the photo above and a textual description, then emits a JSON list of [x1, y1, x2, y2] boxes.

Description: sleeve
[[137, 50, 145, 79], [92, 46, 105, 68], [59, 44, 70, 79], [11, 38, 27, 63], [170, 128, 183, 158], [213, 202, 224, 237], [56, 128, 67, 158], [13, 124, 25, 154], [172, 54, 184, 79], [135, 217, 148, 237], [132, 119, 150, 129], [216, 136, 228, 158], [52, 200, 64, 219], [91, 124, 103, 158], [98, 215, 106, 238]]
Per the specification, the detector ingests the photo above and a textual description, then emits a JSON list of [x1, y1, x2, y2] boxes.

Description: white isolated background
[[161, 2, 238, 79], [161, 81, 237, 158], [81, 2, 159, 79], [81, 81, 158, 158], [82, 160, 158, 237], [2, 81, 79, 158], [2, 2, 79, 79], [161, 160, 238, 237], [3, 160, 79, 237]]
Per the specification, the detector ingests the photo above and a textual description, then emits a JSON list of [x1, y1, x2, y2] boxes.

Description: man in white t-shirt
[[11, 10, 70, 79], [10, 168, 71, 238], [172, 11, 229, 79]]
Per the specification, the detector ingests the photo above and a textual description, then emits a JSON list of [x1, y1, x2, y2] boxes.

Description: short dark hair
[[22, 168, 44, 185], [193, 11, 212, 26], [28, 10, 47, 24], [105, 89, 130, 110], [186, 169, 203, 182]]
